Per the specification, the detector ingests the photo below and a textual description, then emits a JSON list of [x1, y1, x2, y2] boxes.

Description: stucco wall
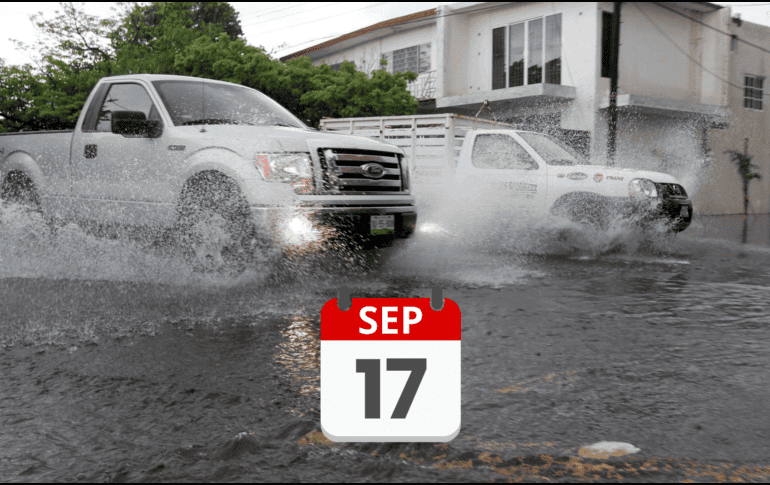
[[313, 24, 437, 75], [695, 19, 770, 215]]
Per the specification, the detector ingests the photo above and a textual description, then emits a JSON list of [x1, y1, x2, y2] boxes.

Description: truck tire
[[1, 171, 41, 213], [176, 172, 259, 275], [550, 192, 613, 231]]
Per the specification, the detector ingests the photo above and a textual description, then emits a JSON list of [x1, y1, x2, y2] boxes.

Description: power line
[[635, 2, 770, 98], [654, 2, 770, 56], [280, 34, 344, 53], [280, 2, 524, 58], [242, 2, 341, 28], [239, 3, 309, 20], [258, 2, 389, 35]]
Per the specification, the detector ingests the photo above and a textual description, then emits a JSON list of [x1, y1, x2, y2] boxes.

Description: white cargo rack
[[319, 114, 518, 184]]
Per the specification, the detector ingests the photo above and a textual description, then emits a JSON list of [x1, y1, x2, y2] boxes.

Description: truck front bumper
[[251, 205, 417, 248], [623, 197, 693, 233], [657, 198, 693, 233]]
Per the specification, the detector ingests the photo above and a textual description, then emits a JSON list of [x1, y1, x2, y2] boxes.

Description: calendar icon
[[321, 288, 461, 442]]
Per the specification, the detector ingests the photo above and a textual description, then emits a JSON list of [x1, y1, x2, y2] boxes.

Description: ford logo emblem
[[361, 163, 385, 179]]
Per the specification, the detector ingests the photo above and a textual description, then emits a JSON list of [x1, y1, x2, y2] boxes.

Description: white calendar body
[[321, 340, 461, 442], [320, 297, 462, 443]]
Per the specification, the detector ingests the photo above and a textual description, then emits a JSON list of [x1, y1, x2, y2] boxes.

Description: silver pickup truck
[[0, 74, 417, 273]]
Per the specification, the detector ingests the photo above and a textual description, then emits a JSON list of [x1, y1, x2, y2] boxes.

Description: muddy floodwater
[[1, 202, 770, 482]]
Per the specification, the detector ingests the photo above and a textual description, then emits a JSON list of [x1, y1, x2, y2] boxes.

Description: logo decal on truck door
[[594, 173, 603, 183], [493, 181, 538, 199], [567, 172, 587, 181]]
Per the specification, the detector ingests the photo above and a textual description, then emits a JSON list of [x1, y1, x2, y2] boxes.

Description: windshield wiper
[[547, 159, 578, 166], [181, 118, 240, 125]]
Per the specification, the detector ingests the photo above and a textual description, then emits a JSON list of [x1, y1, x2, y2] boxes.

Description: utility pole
[[607, 2, 622, 166]]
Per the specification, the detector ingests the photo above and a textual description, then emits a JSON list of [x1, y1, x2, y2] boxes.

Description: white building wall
[[313, 24, 437, 76]]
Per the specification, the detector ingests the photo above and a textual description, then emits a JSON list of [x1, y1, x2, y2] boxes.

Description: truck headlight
[[254, 152, 314, 194], [400, 154, 411, 190], [628, 178, 658, 198]]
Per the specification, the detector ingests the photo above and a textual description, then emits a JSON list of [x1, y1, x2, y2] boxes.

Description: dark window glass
[[744, 76, 764, 110], [471, 134, 537, 170], [509, 23, 525, 87], [527, 18, 543, 84], [601, 11, 613, 78], [492, 27, 506, 90], [419, 43, 431, 74], [330, 62, 343, 71], [545, 14, 561, 84], [95, 83, 160, 132], [152, 80, 306, 128]]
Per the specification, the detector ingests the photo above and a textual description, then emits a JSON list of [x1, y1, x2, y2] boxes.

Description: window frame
[[744, 75, 764, 111], [492, 13, 562, 90], [470, 133, 540, 171], [87, 82, 162, 133], [388, 43, 432, 75]]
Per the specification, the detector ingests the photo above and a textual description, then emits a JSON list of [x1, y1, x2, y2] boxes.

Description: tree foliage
[[10, 2, 117, 72], [111, 2, 243, 74], [0, 2, 419, 133]]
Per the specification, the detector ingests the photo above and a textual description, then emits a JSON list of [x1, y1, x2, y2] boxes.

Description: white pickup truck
[[0, 74, 417, 273], [455, 129, 692, 233], [321, 115, 692, 233]]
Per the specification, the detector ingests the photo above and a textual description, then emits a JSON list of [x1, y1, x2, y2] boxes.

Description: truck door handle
[[85, 144, 97, 159]]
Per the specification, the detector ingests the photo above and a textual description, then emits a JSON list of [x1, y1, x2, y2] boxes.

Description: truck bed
[[319, 114, 517, 184]]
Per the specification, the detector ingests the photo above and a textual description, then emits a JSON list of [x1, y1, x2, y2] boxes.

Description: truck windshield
[[517, 132, 585, 166], [151, 80, 307, 129]]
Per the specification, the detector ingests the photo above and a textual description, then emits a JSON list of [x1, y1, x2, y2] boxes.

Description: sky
[[1, 2, 769, 68]]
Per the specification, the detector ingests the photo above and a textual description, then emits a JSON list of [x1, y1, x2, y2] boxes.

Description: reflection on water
[[274, 313, 320, 400], [689, 213, 770, 246]]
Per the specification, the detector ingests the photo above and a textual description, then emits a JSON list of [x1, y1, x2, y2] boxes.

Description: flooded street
[[2, 203, 770, 482]]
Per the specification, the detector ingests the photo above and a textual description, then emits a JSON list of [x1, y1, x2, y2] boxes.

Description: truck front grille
[[317, 148, 404, 194], [656, 183, 688, 199]]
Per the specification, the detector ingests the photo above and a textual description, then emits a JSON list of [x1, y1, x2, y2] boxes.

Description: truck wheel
[[550, 193, 611, 231], [177, 173, 258, 275], [1, 171, 41, 213]]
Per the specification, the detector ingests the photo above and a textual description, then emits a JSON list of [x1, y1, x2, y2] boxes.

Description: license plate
[[680, 206, 689, 218], [370, 215, 395, 235]]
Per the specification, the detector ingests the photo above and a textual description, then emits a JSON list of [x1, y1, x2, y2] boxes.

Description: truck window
[[93, 83, 161, 132], [471, 134, 538, 170], [152, 80, 307, 128], [517, 132, 583, 166]]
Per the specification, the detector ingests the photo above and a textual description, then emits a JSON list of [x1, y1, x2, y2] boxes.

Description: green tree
[[0, 57, 107, 132], [301, 61, 418, 125], [0, 61, 42, 133], [10, 2, 117, 72], [2, 2, 418, 132], [111, 2, 243, 74]]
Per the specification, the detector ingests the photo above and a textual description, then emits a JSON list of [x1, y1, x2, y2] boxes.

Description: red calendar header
[[321, 298, 461, 341]]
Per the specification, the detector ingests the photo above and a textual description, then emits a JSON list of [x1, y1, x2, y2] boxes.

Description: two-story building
[[281, 2, 770, 216]]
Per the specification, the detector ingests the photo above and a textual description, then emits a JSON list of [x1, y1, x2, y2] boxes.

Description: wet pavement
[[1, 204, 770, 482]]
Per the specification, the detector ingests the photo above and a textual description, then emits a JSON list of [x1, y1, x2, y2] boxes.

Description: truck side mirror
[[112, 111, 163, 138]]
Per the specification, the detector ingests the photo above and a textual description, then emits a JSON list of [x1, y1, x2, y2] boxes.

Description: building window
[[329, 62, 343, 72], [601, 12, 613, 78], [492, 13, 561, 90], [390, 44, 431, 74], [745, 75, 763, 110]]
